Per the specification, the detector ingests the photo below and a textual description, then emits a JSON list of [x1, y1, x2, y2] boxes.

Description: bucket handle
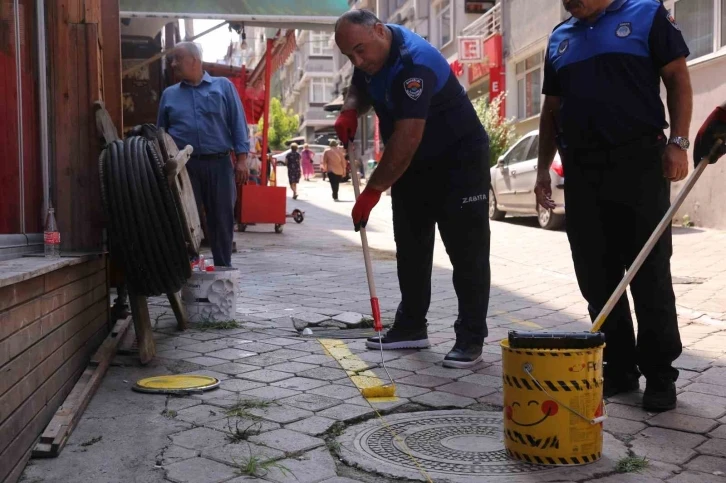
[[523, 363, 607, 426]]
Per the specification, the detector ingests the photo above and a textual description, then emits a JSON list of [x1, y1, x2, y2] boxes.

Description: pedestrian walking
[[535, 0, 693, 411], [301, 143, 315, 181], [334, 9, 491, 368], [286, 143, 302, 199], [157, 42, 249, 267], [322, 140, 347, 201]]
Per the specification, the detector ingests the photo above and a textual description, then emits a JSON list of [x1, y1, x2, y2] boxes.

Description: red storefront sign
[[459, 36, 485, 63], [450, 60, 464, 77], [465, 34, 504, 119]]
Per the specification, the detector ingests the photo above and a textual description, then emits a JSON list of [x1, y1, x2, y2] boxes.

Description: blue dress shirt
[[157, 72, 249, 155]]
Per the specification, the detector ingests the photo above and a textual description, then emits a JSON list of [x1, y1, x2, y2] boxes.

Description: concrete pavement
[[21, 171, 726, 483]]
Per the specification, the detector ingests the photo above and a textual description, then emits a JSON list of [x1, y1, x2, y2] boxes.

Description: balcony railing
[[461, 3, 502, 39]]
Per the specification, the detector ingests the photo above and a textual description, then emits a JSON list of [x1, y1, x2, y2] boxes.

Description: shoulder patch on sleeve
[[667, 11, 680, 30], [403, 77, 423, 100]]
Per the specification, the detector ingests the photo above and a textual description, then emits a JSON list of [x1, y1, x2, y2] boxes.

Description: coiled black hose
[[99, 127, 191, 296]]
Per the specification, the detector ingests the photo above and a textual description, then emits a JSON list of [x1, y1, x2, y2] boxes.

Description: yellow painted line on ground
[[318, 338, 398, 402], [508, 317, 542, 329]]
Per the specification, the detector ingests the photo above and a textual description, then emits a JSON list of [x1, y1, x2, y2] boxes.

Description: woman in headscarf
[[285, 143, 302, 199], [301, 143, 315, 181]]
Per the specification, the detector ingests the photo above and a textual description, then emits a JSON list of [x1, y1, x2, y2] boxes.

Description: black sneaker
[[643, 378, 677, 412], [366, 326, 429, 350], [603, 375, 640, 399], [443, 342, 483, 369]]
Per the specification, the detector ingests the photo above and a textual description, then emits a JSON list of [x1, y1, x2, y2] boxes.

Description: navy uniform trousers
[[391, 141, 492, 346], [187, 155, 236, 267], [563, 136, 681, 382]]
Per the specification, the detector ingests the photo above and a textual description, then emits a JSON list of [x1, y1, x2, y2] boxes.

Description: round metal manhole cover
[[337, 410, 558, 482]]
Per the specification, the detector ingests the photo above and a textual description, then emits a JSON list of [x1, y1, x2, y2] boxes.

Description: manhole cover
[[338, 410, 559, 482]]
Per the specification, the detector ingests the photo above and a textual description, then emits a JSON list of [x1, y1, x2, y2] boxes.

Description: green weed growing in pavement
[[161, 409, 177, 419], [225, 417, 262, 442], [326, 439, 341, 455], [616, 455, 649, 473], [236, 454, 291, 478], [358, 317, 374, 328], [226, 399, 272, 418]]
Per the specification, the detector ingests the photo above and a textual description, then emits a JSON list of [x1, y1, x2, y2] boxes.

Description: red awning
[[247, 29, 297, 89]]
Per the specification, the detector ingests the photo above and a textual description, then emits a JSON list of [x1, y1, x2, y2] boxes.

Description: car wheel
[[488, 188, 506, 221], [537, 205, 565, 230]]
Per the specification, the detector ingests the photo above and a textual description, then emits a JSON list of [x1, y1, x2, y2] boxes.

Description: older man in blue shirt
[[158, 42, 249, 267]]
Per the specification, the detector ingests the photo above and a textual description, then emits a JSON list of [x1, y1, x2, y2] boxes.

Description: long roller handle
[[591, 142, 720, 333], [348, 143, 382, 331]]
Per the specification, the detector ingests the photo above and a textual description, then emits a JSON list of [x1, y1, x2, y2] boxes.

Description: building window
[[516, 52, 543, 120], [310, 78, 334, 104], [674, 0, 726, 60], [435, 0, 453, 48], [310, 31, 333, 57]]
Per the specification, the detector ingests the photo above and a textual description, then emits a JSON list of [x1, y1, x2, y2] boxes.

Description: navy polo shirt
[[352, 24, 486, 163], [543, 0, 689, 150]]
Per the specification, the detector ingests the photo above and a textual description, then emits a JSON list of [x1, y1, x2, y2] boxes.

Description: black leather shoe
[[366, 326, 429, 350], [443, 342, 483, 369], [643, 378, 677, 412], [603, 375, 640, 399]]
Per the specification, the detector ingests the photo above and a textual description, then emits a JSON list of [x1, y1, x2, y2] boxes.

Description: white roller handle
[[348, 143, 378, 300]]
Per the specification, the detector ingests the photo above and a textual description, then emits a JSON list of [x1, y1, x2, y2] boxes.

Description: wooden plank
[[0, 284, 107, 368], [0, 314, 107, 460], [0, 308, 107, 427], [5, 445, 32, 483], [0, 267, 105, 342], [0, 276, 45, 313], [128, 294, 155, 364], [100, 0, 122, 133], [32, 317, 130, 457], [43, 256, 105, 294], [0, 298, 107, 400], [40, 269, 106, 319], [0, 324, 104, 483], [167, 291, 187, 331]]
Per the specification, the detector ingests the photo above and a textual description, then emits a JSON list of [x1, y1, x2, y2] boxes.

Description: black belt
[[190, 152, 230, 160]]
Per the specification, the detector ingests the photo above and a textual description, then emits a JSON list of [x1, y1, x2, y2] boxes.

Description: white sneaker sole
[[442, 353, 484, 369], [366, 339, 431, 350]]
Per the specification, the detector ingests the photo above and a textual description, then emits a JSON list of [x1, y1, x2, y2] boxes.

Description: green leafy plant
[[236, 454, 291, 478], [472, 93, 518, 167], [225, 417, 262, 442], [194, 319, 241, 331], [257, 97, 300, 150], [225, 399, 272, 418], [161, 409, 177, 419], [616, 455, 649, 473]]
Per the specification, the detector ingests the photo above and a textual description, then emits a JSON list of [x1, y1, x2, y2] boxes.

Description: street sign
[[458, 36, 485, 63], [465, 0, 495, 14]]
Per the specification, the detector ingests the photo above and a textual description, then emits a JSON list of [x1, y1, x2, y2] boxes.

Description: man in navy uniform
[[535, 0, 693, 411], [334, 9, 491, 368]]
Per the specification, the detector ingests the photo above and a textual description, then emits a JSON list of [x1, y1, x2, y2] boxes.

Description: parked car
[[273, 144, 328, 172], [489, 130, 566, 230]]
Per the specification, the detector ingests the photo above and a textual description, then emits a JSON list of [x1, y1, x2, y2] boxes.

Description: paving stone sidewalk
[[21, 174, 726, 483]]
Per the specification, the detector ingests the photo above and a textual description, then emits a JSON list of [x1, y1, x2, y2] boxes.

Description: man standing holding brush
[[536, 0, 692, 411], [333, 9, 491, 368]]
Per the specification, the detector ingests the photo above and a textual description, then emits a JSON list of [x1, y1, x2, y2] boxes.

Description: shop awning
[[247, 29, 297, 89], [119, 0, 348, 31]]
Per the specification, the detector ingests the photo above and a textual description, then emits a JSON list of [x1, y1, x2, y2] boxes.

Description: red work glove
[[335, 109, 358, 146], [694, 106, 726, 166], [352, 186, 382, 231]]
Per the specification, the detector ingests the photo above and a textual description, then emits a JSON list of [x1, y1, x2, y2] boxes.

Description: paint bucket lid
[[132, 375, 220, 394], [508, 330, 605, 349]]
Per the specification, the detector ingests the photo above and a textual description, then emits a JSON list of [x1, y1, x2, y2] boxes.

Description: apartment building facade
[[279, 29, 337, 141]]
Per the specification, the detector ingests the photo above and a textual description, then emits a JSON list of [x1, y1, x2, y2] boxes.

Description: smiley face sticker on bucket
[[501, 333, 606, 466]]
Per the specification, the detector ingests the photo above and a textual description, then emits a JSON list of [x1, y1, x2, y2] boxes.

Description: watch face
[[680, 138, 690, 150]]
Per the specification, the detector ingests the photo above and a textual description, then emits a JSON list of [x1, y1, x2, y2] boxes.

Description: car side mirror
[[497, 157, 505, 168]]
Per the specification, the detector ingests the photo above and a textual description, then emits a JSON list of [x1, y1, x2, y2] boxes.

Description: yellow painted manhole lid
[[132, 375, 220, 394]]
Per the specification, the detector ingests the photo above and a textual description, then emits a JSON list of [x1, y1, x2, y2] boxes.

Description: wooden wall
[[0, 256, 109, 483]]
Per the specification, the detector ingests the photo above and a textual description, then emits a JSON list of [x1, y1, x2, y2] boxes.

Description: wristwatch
[[668, 136, 690, 151]]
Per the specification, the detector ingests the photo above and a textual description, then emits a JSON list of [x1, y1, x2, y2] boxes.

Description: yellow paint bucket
[[501, 337, 606, 466]]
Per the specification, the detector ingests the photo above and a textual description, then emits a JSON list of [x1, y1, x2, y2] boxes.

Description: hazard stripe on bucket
[[503, 348, 596, 357], [503, 375, 601, 391], [504, 429, 560, 449], [506, 449, 601, 465]]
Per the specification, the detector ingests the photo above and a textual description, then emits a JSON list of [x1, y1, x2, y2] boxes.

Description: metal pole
[[14, 0, 25, 232], [260, 38, 273, 186], [37, 0, 50, 219]]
